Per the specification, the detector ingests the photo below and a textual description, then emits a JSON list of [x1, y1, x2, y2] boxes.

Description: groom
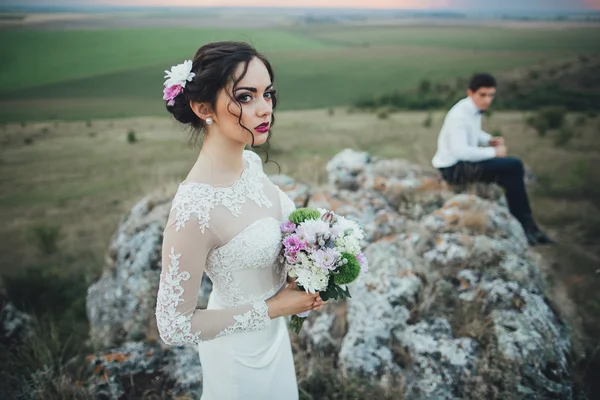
[[432, 73, 553, 246]]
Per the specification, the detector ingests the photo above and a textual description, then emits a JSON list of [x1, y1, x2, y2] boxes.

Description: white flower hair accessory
[[162, 60, 196, 106]]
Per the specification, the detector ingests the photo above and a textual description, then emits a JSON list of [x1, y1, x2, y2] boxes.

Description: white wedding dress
[[155, 150, 299, 400]]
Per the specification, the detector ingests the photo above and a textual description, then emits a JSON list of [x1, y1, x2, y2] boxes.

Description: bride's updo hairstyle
[[164, 41, 278, 148]]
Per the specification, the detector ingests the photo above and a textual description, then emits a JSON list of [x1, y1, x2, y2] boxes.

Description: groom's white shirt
[[432, 96, 496, 169]]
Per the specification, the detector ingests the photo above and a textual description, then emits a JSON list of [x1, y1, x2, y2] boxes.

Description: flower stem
[[289, 315, 307, 334]]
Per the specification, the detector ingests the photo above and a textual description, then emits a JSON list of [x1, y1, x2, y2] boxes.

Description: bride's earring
[[206, 117, 213, 125]]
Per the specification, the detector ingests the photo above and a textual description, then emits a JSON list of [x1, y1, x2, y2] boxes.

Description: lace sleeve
[[155, 194, 271, 346]]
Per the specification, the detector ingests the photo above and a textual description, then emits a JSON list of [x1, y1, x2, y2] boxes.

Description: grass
[[0, 28, 331, 92], [301, 25, 600, 52], [0, 24, 599, 122]]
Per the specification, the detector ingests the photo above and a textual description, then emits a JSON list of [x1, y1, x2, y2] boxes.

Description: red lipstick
[[255, 122, 270, 133]]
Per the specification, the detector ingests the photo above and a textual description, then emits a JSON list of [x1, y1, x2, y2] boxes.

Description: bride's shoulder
[[168, 182, 216, 233], [243, 149, 263, 168]]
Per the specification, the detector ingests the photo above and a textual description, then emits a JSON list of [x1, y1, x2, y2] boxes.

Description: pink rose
[[163, 84, 183, 106]]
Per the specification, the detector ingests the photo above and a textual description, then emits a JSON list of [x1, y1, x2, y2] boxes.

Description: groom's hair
[[468, 73, 496, 92]]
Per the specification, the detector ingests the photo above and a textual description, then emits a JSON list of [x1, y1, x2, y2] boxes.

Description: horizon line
[[1, 4, 599, 12]]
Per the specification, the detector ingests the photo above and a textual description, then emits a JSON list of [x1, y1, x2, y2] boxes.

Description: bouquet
[[280, 208, 368, 334]]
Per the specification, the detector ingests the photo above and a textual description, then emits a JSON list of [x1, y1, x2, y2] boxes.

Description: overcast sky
[[4, 0, 599, 11]]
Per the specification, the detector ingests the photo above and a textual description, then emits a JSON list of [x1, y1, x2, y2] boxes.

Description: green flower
[[333, 253, 361, 285], [289, 208, 321, 225]]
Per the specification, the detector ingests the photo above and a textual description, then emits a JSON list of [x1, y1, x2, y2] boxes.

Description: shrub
[[0, 315, 90, 399], [528, 70, 540, 80], [28, 223, 61, 254], [328, 108, 335, 116], [574, 115, 587, 127], [377, 109, 389, 120], [538, 106, 566, 129], [2, 261, 90, 341], [127, 130, 137, 144], [581, 215, 600, 240], [85, 120, 92, 128], [418, 79, 432, 95], [506, 82, 519, 93], [492, 129, 502, 137], [553, 127, 573, 147], [526, 115, 548, 137], [354, 95, 377, 109], [423, 113, 433, 128], [24, 137, 34, 145]]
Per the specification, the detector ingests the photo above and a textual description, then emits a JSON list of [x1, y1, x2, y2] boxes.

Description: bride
[[154, 42, 325, 400]]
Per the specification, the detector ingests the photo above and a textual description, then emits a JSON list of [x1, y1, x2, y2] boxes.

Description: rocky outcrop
[[0, 280, 33, 345], [86, 341, 202, 399], [84, 149, 576, 399], [303, 150, 574, 399]]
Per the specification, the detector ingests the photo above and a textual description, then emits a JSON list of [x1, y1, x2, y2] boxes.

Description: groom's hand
[[489, 137, 504, 147], [494, 145, 507, 158]]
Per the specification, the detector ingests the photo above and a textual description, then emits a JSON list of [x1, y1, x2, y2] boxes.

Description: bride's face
[[214, 57, 275, 146]]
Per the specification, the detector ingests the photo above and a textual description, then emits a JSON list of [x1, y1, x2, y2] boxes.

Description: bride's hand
[[287, 279, 328, 311], [311, 296, 327, 311], [266, 281, 319, 319]]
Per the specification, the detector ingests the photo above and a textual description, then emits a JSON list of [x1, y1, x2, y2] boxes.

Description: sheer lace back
[[155, 150, 297, 345]]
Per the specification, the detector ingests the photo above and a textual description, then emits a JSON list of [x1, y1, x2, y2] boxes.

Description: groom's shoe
[[525, 229, 539, 246], [532, 229, 555, 245], [522, 215, 554, 246]]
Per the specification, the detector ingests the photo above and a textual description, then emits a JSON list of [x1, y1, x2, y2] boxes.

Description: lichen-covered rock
[[1, 302, 34, 345], [86, 195, 170, 349], [307, 188, 406, 243], [269, 174, 310, 208], [338, 237, 422, 382], [302, 150, 576, 399], [394, 318, 478, 399], [326, 149, 371, 190], [0, 278, 34, 345], [86, 341, 202, 399]]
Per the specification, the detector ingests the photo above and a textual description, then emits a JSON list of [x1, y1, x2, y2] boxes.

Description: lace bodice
[[155, 150, 296, 345]]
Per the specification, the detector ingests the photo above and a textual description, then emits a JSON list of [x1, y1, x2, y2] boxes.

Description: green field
[[0, 24, 599, 122]]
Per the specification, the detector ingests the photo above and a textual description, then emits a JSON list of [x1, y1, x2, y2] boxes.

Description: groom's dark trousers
[[438, 157, 532, 226]]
